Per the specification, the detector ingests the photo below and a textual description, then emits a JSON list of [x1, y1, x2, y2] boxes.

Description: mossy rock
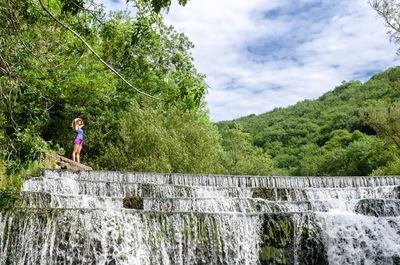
[[258, 213, 327, 265], [252, 188, 275, 200], [252, 188, 305, 201], [355, 199, 400, 217], [139, 183, 152, 197], [392, 186, 400, 199], [123, 196, 143, 210]]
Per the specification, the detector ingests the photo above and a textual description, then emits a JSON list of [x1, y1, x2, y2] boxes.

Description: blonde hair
[[71, 118, 84, 129]]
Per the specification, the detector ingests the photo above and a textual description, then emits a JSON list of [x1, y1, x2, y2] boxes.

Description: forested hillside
[[217, 67, 400, 176]]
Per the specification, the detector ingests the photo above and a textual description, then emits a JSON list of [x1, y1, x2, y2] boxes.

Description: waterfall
[[0, 209, 261, 265], [1, 170, 400, 264]]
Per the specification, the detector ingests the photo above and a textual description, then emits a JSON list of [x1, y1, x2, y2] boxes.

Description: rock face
[[1, 170, 400, 264], [44, 154, 92, 171]]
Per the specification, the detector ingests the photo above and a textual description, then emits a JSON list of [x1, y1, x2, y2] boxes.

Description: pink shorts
[[73, 138, 83, 146]]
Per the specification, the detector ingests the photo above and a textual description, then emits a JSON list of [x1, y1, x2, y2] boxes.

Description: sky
[[97, 0, 400, 121]]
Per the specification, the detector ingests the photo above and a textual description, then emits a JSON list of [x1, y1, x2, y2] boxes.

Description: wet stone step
[[252, 186, 400, 201], [140, 198, 313, 213], [44, 170, 169, 184], [140, 198, 379, 214], [20, 191, 124, 209], [19, 191, 362, 213], [308, 199, 359, 212], [316, 210, 400, 264], [17, 189, 321, 213], [139, 184, 252, 198], [42, 170, 400, 188], [22, 178, 253, 198], [355, 199, 400, 217], [23, 176, 400, 201], [22, 177, 140, 197]]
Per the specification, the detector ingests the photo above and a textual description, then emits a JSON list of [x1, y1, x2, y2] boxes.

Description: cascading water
[[1, 170, 400, 264]]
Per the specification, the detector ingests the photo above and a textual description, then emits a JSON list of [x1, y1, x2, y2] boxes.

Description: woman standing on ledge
[[71, 118, 84, 163]]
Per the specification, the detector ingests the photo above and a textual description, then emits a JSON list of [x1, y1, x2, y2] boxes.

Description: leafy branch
[[37, 0, 160, 100]]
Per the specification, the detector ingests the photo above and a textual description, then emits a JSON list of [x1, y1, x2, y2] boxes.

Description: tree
[[98, 102, 224, 174], [360, 101, 400, 149], [372, 157, 400, 175], [220, 125, 274, 175], [217, 66, 400, 176], [0, 0, 209, 175], [323, 129, 363, 150], [370, 0, 400, 54], [130, 0, 189, 13]]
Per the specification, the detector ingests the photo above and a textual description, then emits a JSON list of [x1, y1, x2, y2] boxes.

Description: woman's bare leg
[[76, 145, 82, 163], [73, 144, 79, 162]]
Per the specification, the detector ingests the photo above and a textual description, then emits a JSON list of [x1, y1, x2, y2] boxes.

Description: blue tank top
[[75, 127, 83, 140]]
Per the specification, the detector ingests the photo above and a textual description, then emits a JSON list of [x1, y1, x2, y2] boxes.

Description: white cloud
[[94, 0, 134, 13], [165, 0, 400, 121], [97, 0, 400, 121]]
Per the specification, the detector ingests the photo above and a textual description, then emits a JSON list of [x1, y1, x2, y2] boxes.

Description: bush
[[99, 102, 224, 174], [318, 135, 397, 176], [371, 158, 400, 176], [221, 127, 275, 175]]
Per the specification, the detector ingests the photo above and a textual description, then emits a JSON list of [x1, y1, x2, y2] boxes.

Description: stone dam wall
[[1, 170, 400, 264]]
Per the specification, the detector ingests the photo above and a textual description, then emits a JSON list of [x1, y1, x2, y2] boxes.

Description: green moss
[[212, 221, 222, 252], [301, 226, 309, 237], [0, 187, 20, 211], [259, 213, 328, 265], [252, 188, 302, 201], [259, 246, 287, 264], [184, 215, 195, 241], [197, 217, 207, 239], [122, 196, 143, 209], [252, 188, 272, 199], [140, 184, 152, 197]]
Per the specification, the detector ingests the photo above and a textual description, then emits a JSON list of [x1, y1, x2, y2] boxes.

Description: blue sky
[[97, 0, 400, 121]]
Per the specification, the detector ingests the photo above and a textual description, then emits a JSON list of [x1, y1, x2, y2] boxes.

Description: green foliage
[[98, 102, 224, 174], [132, 0, 189, 13], [323, 129, 363, 150], [342, 136, 395, 175], [317, 135, 396, 176], [0, 159, 6, 188], [0, 187, 19, 211], [372, 158, 400, 175], [218, 68, 400, 176], [220, 125, 274, 175], [360, 101, 400, 149], [59, 0, 84, 15], [0, 0, 209, 178], [370, 0, 400, 55], [2, 0, 400, 179]]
